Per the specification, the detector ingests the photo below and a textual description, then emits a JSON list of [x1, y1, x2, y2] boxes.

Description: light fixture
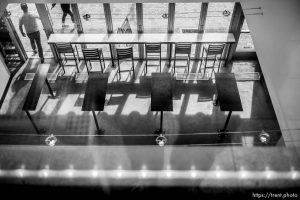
[[45, 134, 57, 146], [156, 134, 167, 146], [258, 130, 270, 144]]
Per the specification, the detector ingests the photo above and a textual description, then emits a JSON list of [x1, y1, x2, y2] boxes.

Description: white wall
[[241, 0, 300, 146]]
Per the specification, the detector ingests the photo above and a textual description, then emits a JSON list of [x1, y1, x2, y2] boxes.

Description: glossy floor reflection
[[0, 58, 282, 146]]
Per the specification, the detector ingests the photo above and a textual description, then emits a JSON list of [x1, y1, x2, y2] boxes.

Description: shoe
[[73, 23, 77, 29], [41, 58, 44, 63], [62, 23, 69, 28], [33, 50, 37, 54]]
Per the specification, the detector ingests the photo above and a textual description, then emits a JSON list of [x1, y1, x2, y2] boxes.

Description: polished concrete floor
[[0, 57, 282, 146]]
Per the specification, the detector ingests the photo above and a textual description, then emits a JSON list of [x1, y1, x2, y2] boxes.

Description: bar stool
[[200, 44, 225, 77], [82, 48, 105, 74], [173, 43, 191, 74], [116, 46, 135, 80], [55, 42, 80, 75], [144, 43, 161, 75]]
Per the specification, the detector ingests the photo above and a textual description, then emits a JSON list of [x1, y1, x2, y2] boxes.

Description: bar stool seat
[[55, 42, 80, 75], [116, 46, 135, 80], [144, 43, 161, 75], [82, 48, 105, 73], [173, 43, 191, 74], [200, 44, 225, 77]]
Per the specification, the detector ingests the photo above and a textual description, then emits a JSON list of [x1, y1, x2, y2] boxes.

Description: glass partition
[[174, 3, 202, 58], [47, 3, 76, 33], [205, 2, 234, 33], [144, 3, 168, 57], [111, 3, 138, 58], [6, 4, 50, 53], [236, 20, 255, 51]]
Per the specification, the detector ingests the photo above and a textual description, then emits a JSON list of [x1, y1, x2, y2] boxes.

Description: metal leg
[[45, 78, 55, 98], [160, 110, 163, 133], [225, 43, 231, 66], [218, 111, 232, 134], [92, 111, 104, 134], [25, 111, 40, 134], [109, 44, 115, 67], [169, 43, 172, 67]]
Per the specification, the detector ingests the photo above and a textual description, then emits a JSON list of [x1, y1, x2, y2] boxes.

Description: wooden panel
[[215, 73, 243, 112], [82, 72, 109, 111], [22, 64, 50, 111], [151, 73, 173, 111]]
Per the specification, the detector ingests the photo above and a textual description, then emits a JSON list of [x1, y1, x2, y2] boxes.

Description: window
[[77, 4, 110, 57], [174, 3, 202, 57], [236, 20, 255, 51], [111, 3, 138, 57], [111, 3, 137, 33], [78, 4, 106, 33], [6, 4, 50, 53], [47, 3, 75, 33], [174, 3, 201, 34], [205, 2, 234, 33], [143, 3, 168, 33]]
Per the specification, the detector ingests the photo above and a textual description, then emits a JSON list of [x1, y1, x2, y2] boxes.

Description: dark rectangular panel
[[82, 72, 109, 111], [22, 64, 50, 111], [151, 73, 173, 111], [215, 73, 243, 111]]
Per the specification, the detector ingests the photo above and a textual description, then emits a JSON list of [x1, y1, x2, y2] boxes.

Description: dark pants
[[27, 31, 44, 59], [62, 9, 75, 23]]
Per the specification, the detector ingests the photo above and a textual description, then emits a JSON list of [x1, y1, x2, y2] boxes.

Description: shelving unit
[[0, 16, 23, 74]]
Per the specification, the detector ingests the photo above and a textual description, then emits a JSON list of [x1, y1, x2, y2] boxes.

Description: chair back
[[82, 48, 100, 60], [56, 43, 74, 54], [175, 43, 191, 54], [116, 47, 133, 60], [146, 43, 161, 54], [206, 44, 225, 55]]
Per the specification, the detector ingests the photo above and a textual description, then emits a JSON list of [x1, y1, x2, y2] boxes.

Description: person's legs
[[62, 11, 67, 27], [27, 32, 37, 53], [32, 31, 44, 62], [65, 9, 76, 28], [65, 9, 75, 23]]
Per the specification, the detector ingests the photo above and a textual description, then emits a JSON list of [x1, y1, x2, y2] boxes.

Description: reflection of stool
[[200, 44, 225, 77]]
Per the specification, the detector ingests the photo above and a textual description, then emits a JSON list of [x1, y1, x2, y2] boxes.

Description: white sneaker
[[73, 23, 77, 29]]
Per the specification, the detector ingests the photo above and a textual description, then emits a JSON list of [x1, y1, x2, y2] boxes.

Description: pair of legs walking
[[62, 9, 76, 28], [27, 31, 44, 63]]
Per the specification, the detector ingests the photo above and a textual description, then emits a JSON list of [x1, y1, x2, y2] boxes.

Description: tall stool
[[116, 46, 135, 80], [200, 44, 225, 77], [173, 43, 191, 74], [144, 43, 161, 75], [55, 42, 80, 75], [82, 48, 105, 73]]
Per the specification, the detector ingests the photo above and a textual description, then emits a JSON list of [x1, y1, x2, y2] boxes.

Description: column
[[35, 4, 58, 61], [136, 3, 144, 60], [167, 3, 175, 64], [71, 4, 86, 49], [195, 3, 208, 60], [103, 3, 116, 60], [227, 3, 245, 62]]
